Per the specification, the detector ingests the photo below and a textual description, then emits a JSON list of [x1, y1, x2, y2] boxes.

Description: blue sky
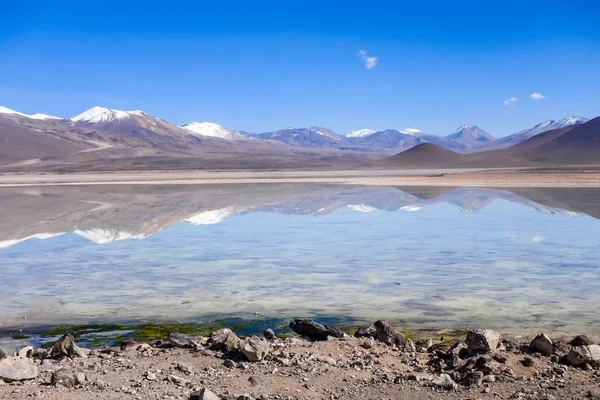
[[2, 0, 599, 137]]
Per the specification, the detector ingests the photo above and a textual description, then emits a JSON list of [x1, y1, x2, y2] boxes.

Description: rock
[[74, 372, 86, 386], [145, 372, 157, 381], [169, 332, 206, 348], [168, 374, 190, 386], [404, 338, 416, 353], [223, 359, 237, 368], [0, 348, 7, 360], [373, 320, 406, 346], [407, 372, 432, 382], [208, 328, 240, 352], [0, 357, 38, 382], [521, 357, 535, 367], [416, 338, 434, 352], [17, 346, 34, 358], [240, 336, 271, 362], [475, 355, 505, 375], [530, 333, 554, 356], [462, 370, 484, 387], [51, 369, 75, 388], [189, 388, 220, 400], [430, 373, 458, 391], [354, 325, 377, 338], [248, 376, 262, 386], [262, 329, 275, 340], [361, 338, 375, 349], [288, 319, 345, 341], [46, 333, 87, 359], [120, 340, 137, 350], [567, 345, 600, 368], [177, 362, 193, 374], [465, 329, 501, 353], [571, 335, 593, 346]]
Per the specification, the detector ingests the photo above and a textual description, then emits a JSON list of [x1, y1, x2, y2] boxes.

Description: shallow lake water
[[1, 184, 600, 341]]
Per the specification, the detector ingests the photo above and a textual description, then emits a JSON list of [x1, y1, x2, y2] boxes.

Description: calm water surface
[[1, 184, 599, 337]]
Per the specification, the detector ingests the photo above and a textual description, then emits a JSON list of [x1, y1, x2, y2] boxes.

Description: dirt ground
[[1, 168, 600, 187]]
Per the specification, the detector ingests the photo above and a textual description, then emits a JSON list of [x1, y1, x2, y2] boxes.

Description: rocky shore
[[1, 319, 600, 399]]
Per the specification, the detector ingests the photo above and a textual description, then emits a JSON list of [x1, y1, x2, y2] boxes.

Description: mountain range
[[373, 116, 600, 169], [0, 104, 595, 171]]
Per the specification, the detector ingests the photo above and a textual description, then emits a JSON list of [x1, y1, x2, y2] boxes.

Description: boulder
[[354, 325, 377, 338], [177, 362, 193, 374], [288, 319, 345, 341], [169, 332, 206, 348], [51, 369, 74, 388], [373, 320, 406, 346], [168, 375, 190, 387], [0, 348, 7, 360], [530, 333, 554, 356], [240, 336, 271, 362], [567, 345, 600, 368], [0, 357, 38, 381], [74, 372, 86, 386], [465, 329, 501, 353], [208, 329, 240, 352], [430, 373, 458, 391], [17, 346, 34, 359], [189, 388, 220, 400], [570, 335, 593, 347], [262, 329, 275, 341], [462, 370, 484, 387], [47, 333, 87, 359]]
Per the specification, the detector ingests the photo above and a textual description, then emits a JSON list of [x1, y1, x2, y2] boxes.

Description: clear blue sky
[[2, 0, 599, 137]]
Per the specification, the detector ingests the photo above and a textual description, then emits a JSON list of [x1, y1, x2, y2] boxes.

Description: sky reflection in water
[[1, 184, 599, 335]]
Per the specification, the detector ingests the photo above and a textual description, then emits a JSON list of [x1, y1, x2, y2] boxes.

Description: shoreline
[[1, 319, 599, 399], [1, 168, 600, 187]]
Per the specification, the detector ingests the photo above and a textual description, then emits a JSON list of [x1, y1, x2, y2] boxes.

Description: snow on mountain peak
[[399, 128, 423, 135], [71, 106, 131, 124], [346, 128, 376, 138], [180, 122, 239, 140], [0, 106, 62, 120]]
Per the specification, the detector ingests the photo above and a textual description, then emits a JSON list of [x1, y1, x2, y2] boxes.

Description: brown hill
[[517, 116, 600, 164], [369, 143, 471, 168]]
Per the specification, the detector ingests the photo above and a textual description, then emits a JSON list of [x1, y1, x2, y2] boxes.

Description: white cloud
[[357, 49, 378, 70], [530, 92, 547, 100], [532, 235, 545, 243], [503, 97, 517, 106]]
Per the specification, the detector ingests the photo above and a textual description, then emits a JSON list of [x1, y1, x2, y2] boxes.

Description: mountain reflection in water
[[1, 184, 599, 335]]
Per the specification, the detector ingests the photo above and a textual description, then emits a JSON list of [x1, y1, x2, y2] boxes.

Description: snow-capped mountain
[[0, 106, 62, 120], [346, 129, 375, 138], [180, 122, 242, 140], [71, 106, 133, 124], [258, 126, 344, 148], [398, 128, 424, 136], [446, 124, 496, 144], [475, 116, 589, 151]]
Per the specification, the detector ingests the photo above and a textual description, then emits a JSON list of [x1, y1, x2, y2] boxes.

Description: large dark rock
[[288, 319, 345, 341], [47, 333, 87, 359], [465, 329, 501, 353], [530, 333, 554, 356], [567, 345, 600, 368], [570, 335, 593, 347], [374, 320, 406, 346], [354, 325, 376, 338]]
